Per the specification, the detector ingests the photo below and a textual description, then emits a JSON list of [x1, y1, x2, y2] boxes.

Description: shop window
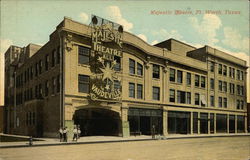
[[216, 114, 227, 133]]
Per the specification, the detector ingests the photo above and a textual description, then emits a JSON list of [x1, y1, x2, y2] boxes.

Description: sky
[[0, 0, 249, 105]]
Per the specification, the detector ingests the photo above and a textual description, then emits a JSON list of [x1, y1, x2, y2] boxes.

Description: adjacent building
[[4, 16, 248, 138]]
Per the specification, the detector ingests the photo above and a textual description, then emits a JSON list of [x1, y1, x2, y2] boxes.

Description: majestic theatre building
[[4, 16, 248, 138]]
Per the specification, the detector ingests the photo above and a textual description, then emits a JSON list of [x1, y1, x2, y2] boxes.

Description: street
[[0, 136, 250, 160]]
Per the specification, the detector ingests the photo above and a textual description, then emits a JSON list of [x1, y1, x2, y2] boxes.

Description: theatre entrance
[[128, 108, 163, 135], [73, 108, 120, 136]]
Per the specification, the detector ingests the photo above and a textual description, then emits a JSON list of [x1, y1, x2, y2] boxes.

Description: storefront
[[168, 111, 191, 134]]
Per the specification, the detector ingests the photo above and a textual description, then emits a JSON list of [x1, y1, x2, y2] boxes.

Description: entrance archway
[[73, 108, 120, 136]]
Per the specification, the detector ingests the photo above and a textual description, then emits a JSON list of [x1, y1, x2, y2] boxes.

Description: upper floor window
[[195, 93, 200, 105], [218, 97, 222, 107], [114, 80, 121, 90], [223, 98, 227, 108], [152, 64, 160, 79], [78, 75, 89, 93], [229, 83, 235, 94], [57, 46, 60, 64], [186, 92, 191, 104], [78, 46, 90, 64], [223, 65, 227, 76], [152, 86, 160, 100], [39, 60, 43, 74], [137, 63, 143, 76], [137, 84, 143, 99], [210, 62, 215, 72], [218, 64, 222, 74], [45, 80, 49, 97], [177, 90, 186, 103], [240, 71, 244, 80], [201, 76, 205, 88], [210, 96, 214, 107], [186, 72, 191, 85], [170, 68, 175, 82], [195, 75, 200, 87], [218, 80, 222, 91], [169, 89, 175, 102], [129, 83, 135, 98], [51, 50, 56, 67], [236, 100, 240, 109], [210, 78, 214, 90], [114, 56, 121, 71], [129, 59, 135, 74], [237, 70, 240, 80], [223, 81, 227, 92], [177, 70, 183, 83], [45, 54, 49, 71]]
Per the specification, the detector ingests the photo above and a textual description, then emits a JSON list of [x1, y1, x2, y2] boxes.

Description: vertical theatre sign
[[90, 15, 123, 101]]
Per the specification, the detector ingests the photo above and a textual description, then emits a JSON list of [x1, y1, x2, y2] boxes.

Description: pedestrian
[[77, 125, 81, 139], [63, 127, 68, 142], [59, 127, 63, 142], [72, 126, 78, 141], [152, 125, 156, 139]]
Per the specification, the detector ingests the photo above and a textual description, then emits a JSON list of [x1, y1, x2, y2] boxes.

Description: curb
[[1, 134, 249, 149]]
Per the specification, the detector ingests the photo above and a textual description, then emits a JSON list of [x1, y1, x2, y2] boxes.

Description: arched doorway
[[73, 108, 120, 136]]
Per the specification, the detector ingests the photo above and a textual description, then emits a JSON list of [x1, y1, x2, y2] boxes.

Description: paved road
[[0, 136, 250, 160]]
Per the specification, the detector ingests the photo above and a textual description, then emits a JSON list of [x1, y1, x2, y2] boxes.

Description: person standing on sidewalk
[[59, 127, 63, 142], [72, 126, 78, 142], [77, 125, 81, 139], [63, 127, 68, 142]]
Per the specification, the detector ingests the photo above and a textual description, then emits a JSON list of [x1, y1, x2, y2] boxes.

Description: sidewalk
[[1, 133, 250, 148]]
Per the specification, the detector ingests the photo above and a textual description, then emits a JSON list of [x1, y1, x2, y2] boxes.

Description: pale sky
[[0, 0, 249, 105]]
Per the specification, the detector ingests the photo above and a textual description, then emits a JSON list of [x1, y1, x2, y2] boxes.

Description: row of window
[[218, 80, 244, 95], [129, 59, 143, 76], [218, 97, 227, 108], [236, 100, 244, 110], [212, 62, 244, 80], [16, 75, 60, 105], [16, 47, 60, 88]]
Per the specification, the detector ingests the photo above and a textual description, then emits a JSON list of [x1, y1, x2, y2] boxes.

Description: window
[[129, 59, 135, 74], [169, 89, 175, 102], [210, 96, 214, 107], [170, 68, 175, 82], [237, 70, 240, 80], [57, 46, 60, 64], [177, 91, 186, 103], [35, 63, 39, 77], [114, 56, 121, 71], [78, 46, 90, 64], [152, 87, 160, 100], [223, 98, 227, 108], [39, 60, 42, 74], [223, 65, 227, 76], [230, 83, 234, 94], [78, 75, 89, 93], [210, 62, 214, 72], [240, 71, 243, 80], [201, 76, 205, 88], [219, 80, 222, 91], [57, 75, 60, 93], [39, 83, 42, 98], [52, 50, 56, 67], [237, 85, 240, 95], [218, 64, 222, 74], [186, 72, 191, 85], [137, 63, 143, 76], [45, 54, 49, 71], [30, 67, 33, 80], [129, 83, 135, 98], [195, 75, 200, 87], [45, 80, 49, 97], [218, 97, 222, 107], [236, 100, 240, 109], [186, 92, 191, 104], [223, 81, 227, 92], [240, 100, 244, 109], [232, 68, 235, 78], [137, 84, 143, 99], [177, 70, 183, 83], [114, 80, 121, 90], [229, 67, 232, 77], [240, 86, 244, 95], [152, 64, 160, 79], [51, 77, 56, 95], [195, 93, 200, 105], [210, 78, 214, 90]]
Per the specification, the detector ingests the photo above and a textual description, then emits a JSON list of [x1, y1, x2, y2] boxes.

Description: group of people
[[59, 125, 81, 142]]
